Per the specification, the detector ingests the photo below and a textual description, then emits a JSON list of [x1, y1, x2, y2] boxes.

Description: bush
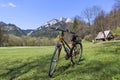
[[84, 34, 93, 42], [113, 27, 120, 40], [2, 35, 56, 46]]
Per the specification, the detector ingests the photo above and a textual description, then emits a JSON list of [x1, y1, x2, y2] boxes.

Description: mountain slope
[[0, 21, 35, 36], [31, 18, 73, 37], [0, 22, 25, 36], [0, 17, 73, 37], [22, 29, 34, 36]]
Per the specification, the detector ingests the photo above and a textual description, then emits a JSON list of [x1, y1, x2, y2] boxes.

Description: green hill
[[0, 40, 120, 80]]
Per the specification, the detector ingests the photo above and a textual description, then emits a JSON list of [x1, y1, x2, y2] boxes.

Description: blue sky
[[0, 0, 115, 29]]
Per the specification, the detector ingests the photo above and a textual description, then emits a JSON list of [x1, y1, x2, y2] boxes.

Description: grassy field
[[0, 40, 120, 80]]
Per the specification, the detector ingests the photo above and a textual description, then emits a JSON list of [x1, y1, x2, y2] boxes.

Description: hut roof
[[95, 30, 112, 39]]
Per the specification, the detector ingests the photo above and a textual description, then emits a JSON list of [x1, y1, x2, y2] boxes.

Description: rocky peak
[[38, 17, 73, 30], [65, 18, 73, 23], [59, 17, 66, 22]]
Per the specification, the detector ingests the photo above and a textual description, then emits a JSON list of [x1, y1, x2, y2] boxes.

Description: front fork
[[56, 42, 62, 60]]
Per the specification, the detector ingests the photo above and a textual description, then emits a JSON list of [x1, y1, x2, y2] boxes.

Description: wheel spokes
[[49, 48, 59, 77], [73, 44, 82, 62]]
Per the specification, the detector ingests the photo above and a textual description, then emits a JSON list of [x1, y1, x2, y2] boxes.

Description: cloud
[[8, 2, 16, 7], [0, 2, 16, 8]]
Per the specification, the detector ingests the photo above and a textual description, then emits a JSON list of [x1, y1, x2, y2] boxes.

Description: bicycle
[[48, 27, 83, 77]]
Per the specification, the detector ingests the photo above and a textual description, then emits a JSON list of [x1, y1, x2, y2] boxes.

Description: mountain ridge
[[0, 17, 73, 37]]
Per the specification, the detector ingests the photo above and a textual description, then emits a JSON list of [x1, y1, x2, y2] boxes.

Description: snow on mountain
[[65, 18, 73, 23], [38, 17, 73, 30]]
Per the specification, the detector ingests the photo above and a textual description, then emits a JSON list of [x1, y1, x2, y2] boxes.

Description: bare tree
[[82, 7, 92, 26], [94, 10, 107, 41], [92, 6, 101, 18], [113, 0, 120, 10], [112, 0, 120, 27], [82, 5, 101, 27]]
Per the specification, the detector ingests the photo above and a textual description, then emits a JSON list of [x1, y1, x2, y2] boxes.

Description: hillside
[[30, 18, 73, 37], [30, 19, 66, 37], [0, 40, 120, 80], [0, 21, 27, 36]]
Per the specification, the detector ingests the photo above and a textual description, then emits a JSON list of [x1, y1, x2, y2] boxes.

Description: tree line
[[0, 34, 56, 46]]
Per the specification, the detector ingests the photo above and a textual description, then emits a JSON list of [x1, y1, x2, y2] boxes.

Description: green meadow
[[0, 40, 120, 80]]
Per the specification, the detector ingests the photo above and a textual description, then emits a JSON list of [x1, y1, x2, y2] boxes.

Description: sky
[[0, 0, 115, 29]]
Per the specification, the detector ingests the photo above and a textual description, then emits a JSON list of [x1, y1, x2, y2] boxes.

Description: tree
[[0, 25, 4, 46], [69, 16, 91, 39], [72, 18, 79, 32], [111, 0, 120, 28], [82, 7, 92, 26], [113, 0, 120, 10], [82, 5, 101, 27], [94, 10, 107, 40]]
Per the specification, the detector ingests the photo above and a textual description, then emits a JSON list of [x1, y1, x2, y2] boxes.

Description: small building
[[95, 30, 114, 41]]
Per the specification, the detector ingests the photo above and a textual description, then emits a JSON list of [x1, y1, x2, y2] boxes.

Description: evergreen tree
[[72, 18, 79, 32]]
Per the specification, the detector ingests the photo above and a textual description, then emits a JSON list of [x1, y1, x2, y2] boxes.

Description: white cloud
[[8, 2, 16, 7], [0, 2, 16, 8]]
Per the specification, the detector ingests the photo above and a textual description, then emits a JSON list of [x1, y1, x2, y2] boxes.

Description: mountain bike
[[48, 28, 83, 77]]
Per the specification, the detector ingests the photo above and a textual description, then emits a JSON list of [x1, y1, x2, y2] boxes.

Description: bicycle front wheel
[[48, 47, 60, 77], [71, 42, 83, 63]]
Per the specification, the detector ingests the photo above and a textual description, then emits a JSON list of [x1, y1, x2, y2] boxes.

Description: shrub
[[2, 35, 56, 46], [112, 27, 120, 40], [84, 34, 93, 42]]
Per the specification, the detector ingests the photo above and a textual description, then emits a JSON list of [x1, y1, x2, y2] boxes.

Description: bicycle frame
[[56, 31, 71, 60]]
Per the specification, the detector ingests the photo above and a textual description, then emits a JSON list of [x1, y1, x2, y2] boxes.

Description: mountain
[[0, 21, 34, 36], [0, 17, 73, 37], [0, 21, 7, 26], [30, 17, 73, 37]]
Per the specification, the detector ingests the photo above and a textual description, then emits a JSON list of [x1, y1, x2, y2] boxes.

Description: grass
[[0, 47, 53, 80], [0, 40, 120, 80]]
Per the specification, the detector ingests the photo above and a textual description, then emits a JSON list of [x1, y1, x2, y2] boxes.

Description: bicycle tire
[[71, 42, 83, 64], [48, 47, 60, 77]]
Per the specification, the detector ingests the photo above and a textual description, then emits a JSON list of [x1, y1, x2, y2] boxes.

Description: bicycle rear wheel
[[71, 42, 82, 63], [48, 47, 60, 77]]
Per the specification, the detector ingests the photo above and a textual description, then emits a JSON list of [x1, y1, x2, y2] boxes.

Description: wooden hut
[[95, 30, 114, 41]]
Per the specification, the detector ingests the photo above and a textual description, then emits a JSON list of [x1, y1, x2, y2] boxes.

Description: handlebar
[[50, 27, 75, 34]]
